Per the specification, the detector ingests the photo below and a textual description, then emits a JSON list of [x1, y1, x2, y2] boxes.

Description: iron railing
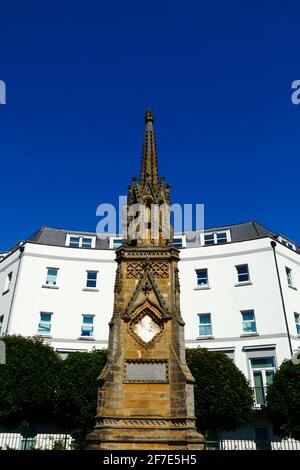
[[252, 386, 267, 408]]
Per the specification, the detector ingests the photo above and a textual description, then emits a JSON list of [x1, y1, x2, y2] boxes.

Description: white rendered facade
[[0, 223, 300, 446], [1, 226, 299, 364]]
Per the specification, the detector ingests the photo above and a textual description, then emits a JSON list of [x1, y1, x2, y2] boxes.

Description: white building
[[1, 223, 300, 448], [0, 107, 299, 448], [1, 223, 299, 421]]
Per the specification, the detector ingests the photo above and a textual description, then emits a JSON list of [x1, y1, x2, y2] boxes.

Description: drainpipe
[[270, 240, 293, 358], [4, 244, 25, 335]]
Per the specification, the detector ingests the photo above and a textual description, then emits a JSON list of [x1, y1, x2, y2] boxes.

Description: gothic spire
[[140, 108, 159, 186]]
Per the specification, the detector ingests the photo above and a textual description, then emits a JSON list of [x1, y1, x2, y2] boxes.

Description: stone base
[[85, 417, 205, 450]]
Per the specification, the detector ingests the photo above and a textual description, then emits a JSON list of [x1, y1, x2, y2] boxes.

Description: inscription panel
[[124, 360, 168, 383]]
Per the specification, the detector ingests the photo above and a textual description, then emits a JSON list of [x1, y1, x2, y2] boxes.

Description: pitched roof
[[2, 220, 299, 254], [27, 226, 110, 249]]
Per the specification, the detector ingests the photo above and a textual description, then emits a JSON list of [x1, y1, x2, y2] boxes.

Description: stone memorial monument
[[86, 109, 204, 450]]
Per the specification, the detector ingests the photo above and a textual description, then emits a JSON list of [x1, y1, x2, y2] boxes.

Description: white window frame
[[294, 312, 300, 335], [249, 356, 276, 408], [45, 267, 59, 286], [81, 314, 95, 337], [198, 313, 213, 337], [109, 236, 123, 249], [285, 267, 293, 287], [195, 268, 209, 287], [86, 270, 98, 289], [3, 272, 12, 293], [241, 310, 257, 334], [172, 235, 187, 248], [38, 312, 53, 335], [236, 264, 250, 283], [66, 234, 96, 248], [200, 229, 231, 246]]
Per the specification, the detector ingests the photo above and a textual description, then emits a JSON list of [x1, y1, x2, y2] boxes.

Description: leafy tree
[[54, 349, 107, 445], [186, 348, 253, 435], [0, 335, 61, 428], [267, 357, 300, 440]]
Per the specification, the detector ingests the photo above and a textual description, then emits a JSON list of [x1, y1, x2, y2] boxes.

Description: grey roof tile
[[4, 221, 299, 255]]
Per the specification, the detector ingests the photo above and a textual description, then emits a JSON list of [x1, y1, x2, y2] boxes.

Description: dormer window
[[109, 237, 123, 249], [201, 230, 231, 246], [172, 235, 186, 249], [66, 234, 95, 248], [278, 236, 296, 251]]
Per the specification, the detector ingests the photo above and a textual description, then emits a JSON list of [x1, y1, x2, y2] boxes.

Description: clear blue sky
[[1, 1, 300, 251]]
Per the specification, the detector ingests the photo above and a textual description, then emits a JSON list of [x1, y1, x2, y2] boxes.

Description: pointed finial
[[144, 108, 154, 124], [140, 108, 158, 186]]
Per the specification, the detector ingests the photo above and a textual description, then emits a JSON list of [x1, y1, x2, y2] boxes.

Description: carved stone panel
[[126, 263, 144, 278], [124, 360, 168, 383], [151, 262, 169, 278], [126, 262, 169, 279]]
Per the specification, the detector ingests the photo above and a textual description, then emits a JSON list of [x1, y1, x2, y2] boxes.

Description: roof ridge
[[38, 226, 99, 235]]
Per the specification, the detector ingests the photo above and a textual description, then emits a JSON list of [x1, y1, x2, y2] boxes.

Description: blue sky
[[0, 1, 300, 250]]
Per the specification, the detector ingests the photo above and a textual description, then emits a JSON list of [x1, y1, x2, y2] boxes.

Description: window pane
[[238, 273, 249, 282], [81, 326, 93, 336], [69, 237, 80, 247], [286, 267, 292, 285], [266, 370, 274, 385], [196, 269, 208, 286], [47, 268, 57, 277], [253, 371, 263, 388], [81, 325, 94, 336], [237, 265, 248, 274], [82, 325, 93, 332], [113, 239, 123, 248], [38, 323, 51, 333], [87, 272, 97, 280], [199, 325, 212, 336], [199, 314, 210, 324], [237, 265, 249, 282], [242, 312, 254, 321], [83, 316, 94, 324], [251, 357, 275, 369], [253, 372, 265, 405], [173, 238, 182, 247], [82, 238, 92, 247], [88, 272, 97, 280], [204, 234, 214, 245], [40, 313, 52, 322], [87, 280, 97, 288], [87, 271, 97, 288], [216, 232, 227, 243], [243, 321, 256, 333]]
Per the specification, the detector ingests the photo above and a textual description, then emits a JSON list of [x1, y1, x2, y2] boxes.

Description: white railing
[[0, 433, 74, 450], [206, 438, 300, 450]]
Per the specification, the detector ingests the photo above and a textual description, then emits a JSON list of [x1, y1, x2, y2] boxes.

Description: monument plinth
[[85, 109, 204, 450]]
